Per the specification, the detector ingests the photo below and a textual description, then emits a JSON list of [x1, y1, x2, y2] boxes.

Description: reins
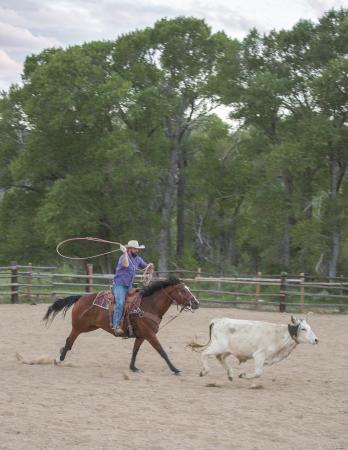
[[158, 284, 194, 330], [159, 305, 187, 330]]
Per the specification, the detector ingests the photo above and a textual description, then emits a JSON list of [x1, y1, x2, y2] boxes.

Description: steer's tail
[[43, 295, 81, 325], [187, 321, 214, 352]]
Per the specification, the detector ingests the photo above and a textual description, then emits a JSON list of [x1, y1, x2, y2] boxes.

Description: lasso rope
[[56, 237, 123, 260], [56, 237, 153, 284]]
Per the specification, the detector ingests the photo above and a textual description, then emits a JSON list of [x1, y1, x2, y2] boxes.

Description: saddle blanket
[[93, 291, 114, 310]]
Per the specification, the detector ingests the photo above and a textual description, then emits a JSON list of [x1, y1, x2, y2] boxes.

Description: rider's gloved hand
[[120, 244, 127, 253]]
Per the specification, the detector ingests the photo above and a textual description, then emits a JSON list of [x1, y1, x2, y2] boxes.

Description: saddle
[[94, 288, 161, 337], [94, 289, 142, 338]]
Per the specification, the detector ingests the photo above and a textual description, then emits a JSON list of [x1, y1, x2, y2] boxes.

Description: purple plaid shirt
[[113, 253, 147, 287]]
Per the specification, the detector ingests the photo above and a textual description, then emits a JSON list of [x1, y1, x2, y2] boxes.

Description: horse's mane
[[140, 276, 181, 298]]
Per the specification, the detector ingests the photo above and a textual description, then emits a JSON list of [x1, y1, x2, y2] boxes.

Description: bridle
[[162, 283, 198, 312], [159, 283, 198, 330]]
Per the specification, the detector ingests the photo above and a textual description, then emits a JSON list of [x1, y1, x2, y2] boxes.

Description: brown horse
[[43, 277, 199, 374]]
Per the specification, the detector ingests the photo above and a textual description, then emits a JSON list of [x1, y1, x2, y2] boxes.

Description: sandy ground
[[0, 304, 347, 450]]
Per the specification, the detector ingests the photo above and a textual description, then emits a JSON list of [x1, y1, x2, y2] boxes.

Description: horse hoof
[[174, 370, 181, 376], [54, 358, 61, 366], [130, 367, 141, 373], [239, 373, 245, 378]]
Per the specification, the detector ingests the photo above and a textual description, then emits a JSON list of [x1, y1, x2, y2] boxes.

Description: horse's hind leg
[[55, 328, 80, 364]]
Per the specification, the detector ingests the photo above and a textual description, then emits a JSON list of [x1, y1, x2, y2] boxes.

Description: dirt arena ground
[[0, 304, 347, 450]]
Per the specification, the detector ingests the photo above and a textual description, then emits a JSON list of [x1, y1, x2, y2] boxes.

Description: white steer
[[189, 316, 318, 381]]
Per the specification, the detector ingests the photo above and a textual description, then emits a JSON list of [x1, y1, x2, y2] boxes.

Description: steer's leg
[[239, 351, 265, 379], [200, 341, 222, 377], [200, 348, 211, 377], [216, 353, 234, 381]]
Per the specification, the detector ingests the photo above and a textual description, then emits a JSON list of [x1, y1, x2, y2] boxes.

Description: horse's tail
[[43, 295, 81, 325], [187, 321, 214, 352]]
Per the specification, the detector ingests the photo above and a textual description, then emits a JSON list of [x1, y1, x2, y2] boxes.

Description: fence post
[[11, 261, 18, 304], [255, 271, 262, 308], [300, 272, 305, 313], [195, 267, 201, 296], [339, 275, 344, 297], [86, 264, 93, 293], [28, 262, 36, 305], [217, 277, 221, 291], [279, 272, 287, 312]]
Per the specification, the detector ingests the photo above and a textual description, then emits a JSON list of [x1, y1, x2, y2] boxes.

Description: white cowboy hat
[[126, 240, 145, 249]]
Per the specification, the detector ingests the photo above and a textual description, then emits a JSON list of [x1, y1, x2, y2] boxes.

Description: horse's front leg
[[146, 332, 180, 375], [130, 338, 144, 372]]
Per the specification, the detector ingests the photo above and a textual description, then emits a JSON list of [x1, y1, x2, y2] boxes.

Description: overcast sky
[[0, 0, 347, 90]]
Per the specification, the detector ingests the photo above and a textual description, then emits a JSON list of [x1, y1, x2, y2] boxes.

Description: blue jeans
[[112, 285, 130, 327]]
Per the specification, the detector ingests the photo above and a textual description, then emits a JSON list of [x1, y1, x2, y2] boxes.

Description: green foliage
[[0, 11, 348, 277]]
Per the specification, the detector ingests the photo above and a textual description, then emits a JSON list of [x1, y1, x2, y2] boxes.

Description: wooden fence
[[1, 262, 348, 313]]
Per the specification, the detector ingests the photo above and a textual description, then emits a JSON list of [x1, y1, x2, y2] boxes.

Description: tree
[[0, 42, 158, 269], [110, 17, 239, 271], [218, 9, 348, 276]]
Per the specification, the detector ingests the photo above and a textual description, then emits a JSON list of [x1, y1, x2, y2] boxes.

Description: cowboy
[[112, 240, 154, 336]]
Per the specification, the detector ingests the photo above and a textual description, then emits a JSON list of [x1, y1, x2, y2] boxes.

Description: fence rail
[[1, 262, 348, 313]]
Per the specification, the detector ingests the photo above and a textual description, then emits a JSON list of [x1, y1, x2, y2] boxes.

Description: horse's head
[[167, 283, 200, 311]]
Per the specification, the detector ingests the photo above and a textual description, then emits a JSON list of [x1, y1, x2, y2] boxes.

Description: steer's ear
[[291, 315, 298, 324]]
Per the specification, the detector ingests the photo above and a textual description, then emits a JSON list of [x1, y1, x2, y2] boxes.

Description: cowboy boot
[[113, 325, 124, 336]]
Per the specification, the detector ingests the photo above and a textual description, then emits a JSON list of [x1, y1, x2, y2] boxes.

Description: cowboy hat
[[126, 240, 145, 249]]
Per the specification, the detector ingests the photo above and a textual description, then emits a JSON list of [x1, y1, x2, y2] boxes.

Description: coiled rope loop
[[56, 237, 123, 260], [56, 237, 153, 284]]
